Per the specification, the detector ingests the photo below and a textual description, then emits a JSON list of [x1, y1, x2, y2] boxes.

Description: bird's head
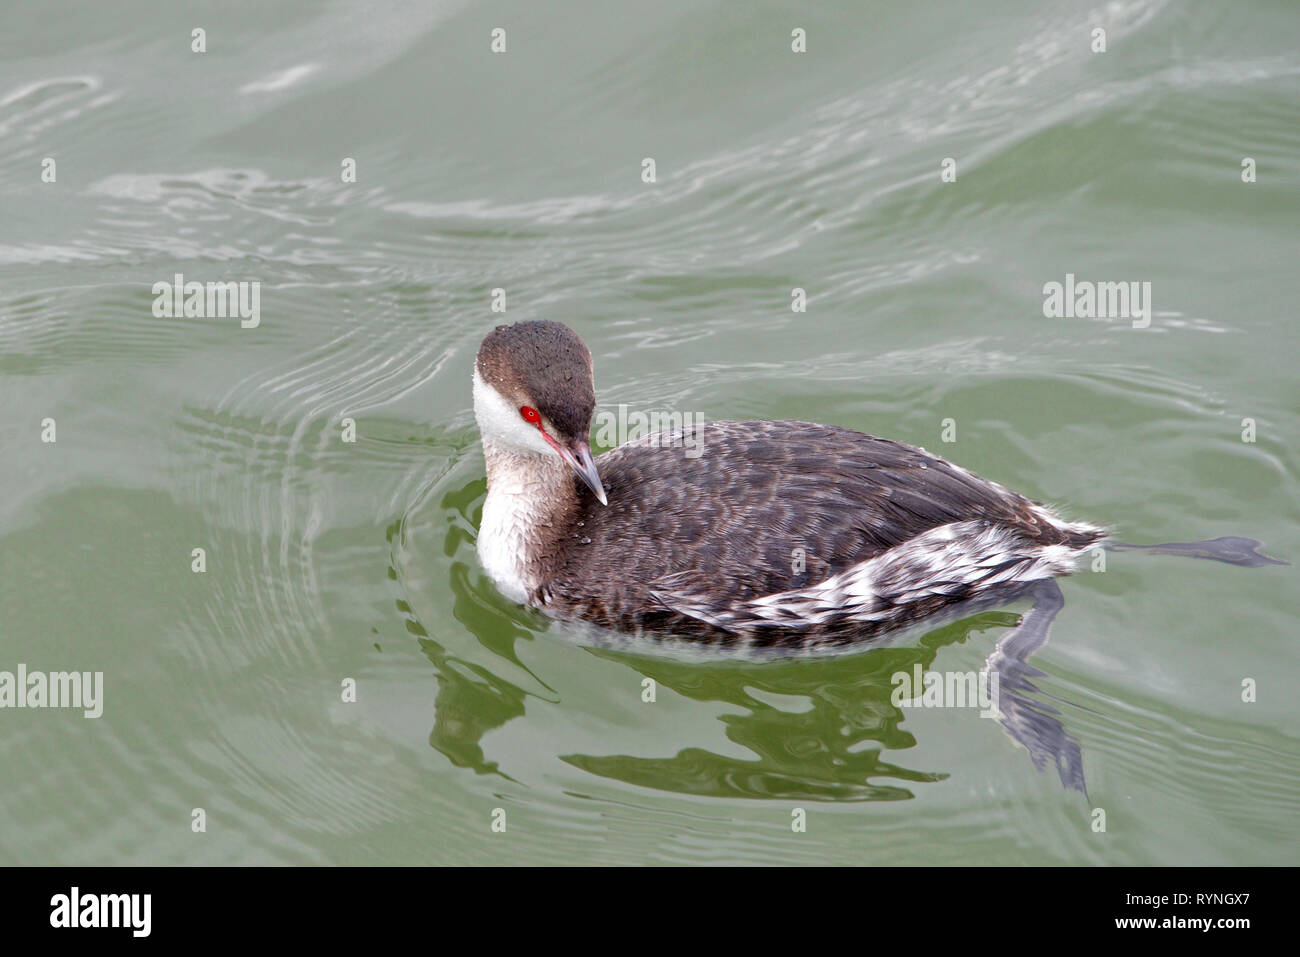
[[472, 320, 606, 505]]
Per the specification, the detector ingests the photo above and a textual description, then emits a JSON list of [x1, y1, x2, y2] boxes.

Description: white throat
[[472, 368, 572, 604]]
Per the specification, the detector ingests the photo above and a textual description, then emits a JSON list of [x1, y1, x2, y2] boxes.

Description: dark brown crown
[[476, 320, 596, 441]]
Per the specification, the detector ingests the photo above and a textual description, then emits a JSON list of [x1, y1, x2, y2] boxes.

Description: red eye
[[520, 406, 541, 425]]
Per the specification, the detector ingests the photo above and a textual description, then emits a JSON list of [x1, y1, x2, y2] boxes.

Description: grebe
[[473, 320, 1280, 644], [472, 321, 1284, 789]]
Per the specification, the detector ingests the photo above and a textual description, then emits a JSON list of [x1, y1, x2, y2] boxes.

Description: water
[[2, 0, 1298, 865]]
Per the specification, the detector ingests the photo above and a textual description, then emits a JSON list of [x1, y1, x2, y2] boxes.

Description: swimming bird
[[471, 320, 1284, 791], [474, 320, 1140, 647]]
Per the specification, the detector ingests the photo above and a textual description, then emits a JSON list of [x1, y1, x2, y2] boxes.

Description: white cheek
[[472, 368, 554, 456]]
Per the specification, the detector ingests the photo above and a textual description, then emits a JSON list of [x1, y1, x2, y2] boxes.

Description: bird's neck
[[477, 441, 580, 601]]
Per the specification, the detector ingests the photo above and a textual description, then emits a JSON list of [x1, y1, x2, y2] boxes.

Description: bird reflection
[[404, 564, 1089, 798], [403, 464, 1283, 802]]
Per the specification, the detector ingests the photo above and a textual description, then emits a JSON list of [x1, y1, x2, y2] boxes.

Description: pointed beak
[[562, 440, 607, 505], [540, 434, 607, 505]]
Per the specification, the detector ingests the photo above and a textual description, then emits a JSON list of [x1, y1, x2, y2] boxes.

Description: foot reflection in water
[[562, 586, 1090, 801], [393, 478, 1100, 801], [402, 558, 1091, 800]]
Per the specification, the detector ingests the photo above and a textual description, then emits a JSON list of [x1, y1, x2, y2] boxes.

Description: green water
[[2, 0, 1298, 865]]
